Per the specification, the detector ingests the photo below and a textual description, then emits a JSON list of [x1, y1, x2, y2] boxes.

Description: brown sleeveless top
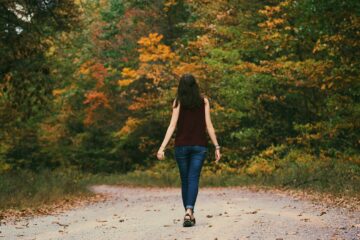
[[174, 98, 208, 147]]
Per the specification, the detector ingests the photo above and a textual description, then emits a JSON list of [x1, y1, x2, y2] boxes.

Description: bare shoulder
[[172, 98, 179, 108], [203, 96, 209, 105]]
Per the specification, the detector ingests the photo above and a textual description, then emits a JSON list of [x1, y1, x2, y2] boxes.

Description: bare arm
[[204, 97, 219, 147], [158, 99, 180, 151]]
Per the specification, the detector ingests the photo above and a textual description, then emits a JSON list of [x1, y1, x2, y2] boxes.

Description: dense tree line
[[1, 0, 359, 177]]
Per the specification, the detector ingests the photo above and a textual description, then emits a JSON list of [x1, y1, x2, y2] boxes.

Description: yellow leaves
[[45, 46, 56, 57], [137, 33, 177, 63], [41, 37, 56, 57], [74, 0, 82, 5], [119, 32, 180, 87], [246, 158, 275, 176], [163, 0, 177, 12], [115, 117, 143, 138], [118, 68, 138, 87], [138, 32, 163, 47], [121, 68, 137, 79], [118, 79, 134, 87]]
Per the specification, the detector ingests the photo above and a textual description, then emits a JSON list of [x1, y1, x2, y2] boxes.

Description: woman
[[156, 73, 221, 227]]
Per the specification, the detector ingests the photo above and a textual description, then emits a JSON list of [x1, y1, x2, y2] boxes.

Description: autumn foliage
[[1, 0, 358, 195]]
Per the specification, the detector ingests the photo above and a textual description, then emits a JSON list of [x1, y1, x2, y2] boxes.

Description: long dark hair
[[174, 73, 204, 109]]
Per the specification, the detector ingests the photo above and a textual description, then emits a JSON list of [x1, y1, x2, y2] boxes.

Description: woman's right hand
[[215, 149, 221, 163]]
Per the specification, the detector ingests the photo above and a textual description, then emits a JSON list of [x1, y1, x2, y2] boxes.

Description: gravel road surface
[[1, 185, 359, 240]]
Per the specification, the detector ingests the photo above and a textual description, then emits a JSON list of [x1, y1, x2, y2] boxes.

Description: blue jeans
[[174, 145, 208, 213]]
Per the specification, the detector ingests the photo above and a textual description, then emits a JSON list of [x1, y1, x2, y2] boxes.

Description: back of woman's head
[[174, 73, 203, 109]]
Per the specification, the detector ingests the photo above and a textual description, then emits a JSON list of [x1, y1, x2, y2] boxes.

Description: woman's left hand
[[157, 149, 165, 160]]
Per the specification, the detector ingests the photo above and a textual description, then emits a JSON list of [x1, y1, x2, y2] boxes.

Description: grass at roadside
[[1, 154, 359, 213], [0, 169, 94, 211]]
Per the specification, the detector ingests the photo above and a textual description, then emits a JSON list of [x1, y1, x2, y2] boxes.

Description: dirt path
[[1, 185, 359, 240]]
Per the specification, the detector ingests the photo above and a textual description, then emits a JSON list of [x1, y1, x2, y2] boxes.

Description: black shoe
[[183, 213, 195, 227], [191, 216, 196, 225]]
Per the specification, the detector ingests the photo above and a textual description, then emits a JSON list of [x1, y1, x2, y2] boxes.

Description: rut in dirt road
[[1, 185, 359, 240]]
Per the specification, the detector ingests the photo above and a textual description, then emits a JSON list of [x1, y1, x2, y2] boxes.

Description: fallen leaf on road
[[96, 219, 107, 222], [51, 221, 69, 227], [319, 211, 327, 216], [246, 210, 257, 214]]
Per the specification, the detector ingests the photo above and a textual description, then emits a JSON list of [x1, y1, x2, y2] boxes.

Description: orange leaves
[[77, 61, 109, 88], [258, 18, 285, 29], [127, 95, 153, 111], [83, 91, 111, 126], [90, 63, 109, 88], [257, 2, 293, 51], [79, 62, 111, 126], [83, 91, 110, 107], [258, 1, 290, 17], [258, 5, 281, 17]]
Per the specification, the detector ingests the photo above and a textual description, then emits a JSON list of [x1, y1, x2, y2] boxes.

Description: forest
[[0, 0, 359, 211]]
